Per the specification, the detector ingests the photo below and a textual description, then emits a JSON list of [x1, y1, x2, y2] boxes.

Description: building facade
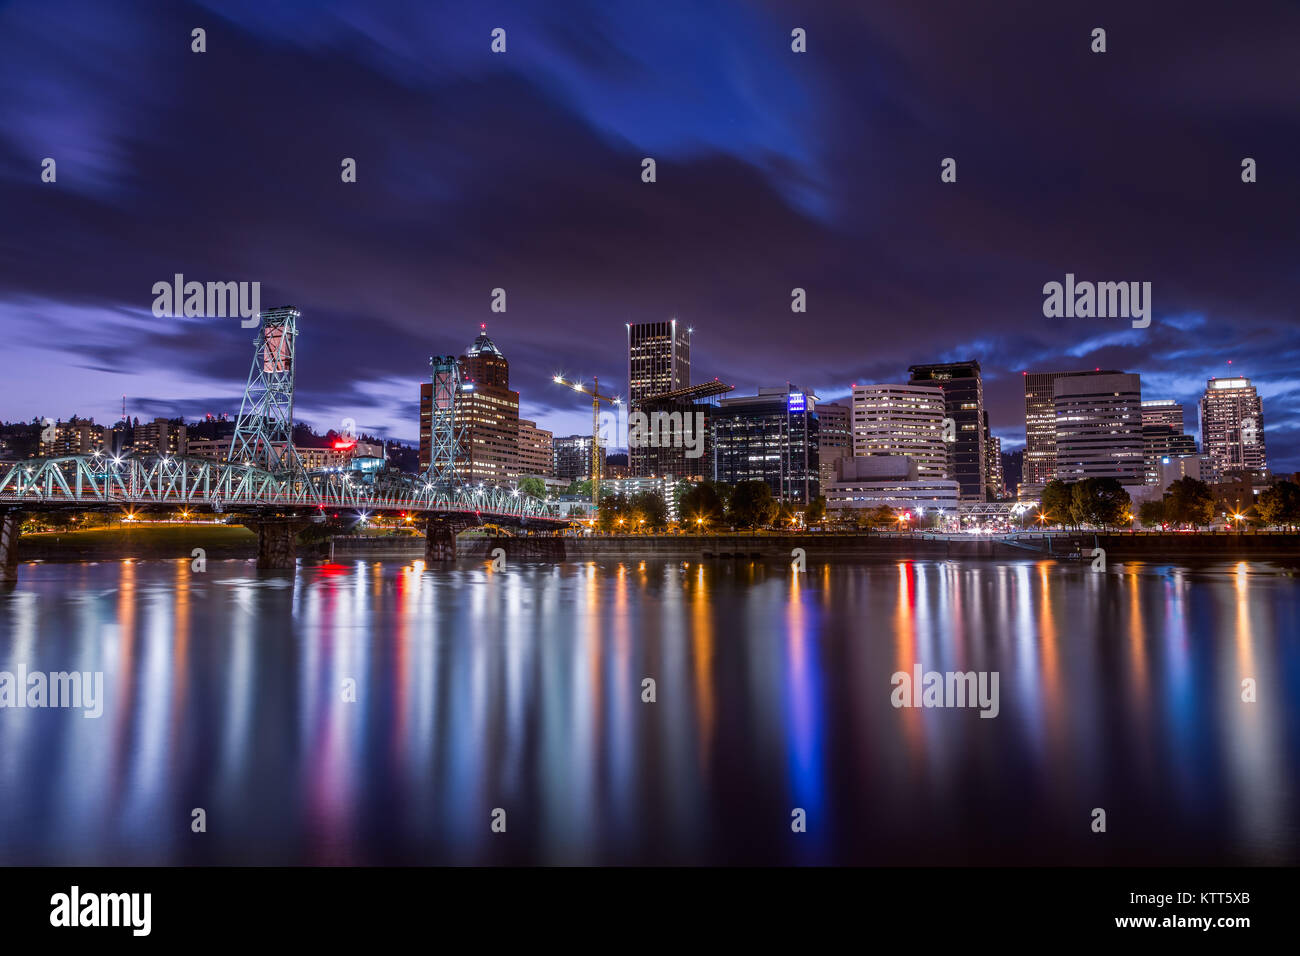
[[514, 419, 553, 477], [908, 361, 986, 501], [553, 434, 604, 482], [418, 326, 520, 484], [131, 418, 187, 457], [815, 401, 852, 495], [850, 384, 946, 481], [1022, 369, 1093, 490], [37, 418, 108, 457], [1199, 376, 1268, 480], [825, 456, 961, 513], [1053, 371, 1145, 485], [711, 386, 820, 504], [627, 319, 691, 476]]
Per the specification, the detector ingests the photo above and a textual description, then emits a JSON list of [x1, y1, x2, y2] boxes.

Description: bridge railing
[[0, 454, 560, 520]]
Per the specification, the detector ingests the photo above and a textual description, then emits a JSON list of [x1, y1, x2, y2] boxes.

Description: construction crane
[[552, 375, 621, 510]]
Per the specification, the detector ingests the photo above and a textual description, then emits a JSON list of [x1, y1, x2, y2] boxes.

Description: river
[[0, 556, 1296, 864]]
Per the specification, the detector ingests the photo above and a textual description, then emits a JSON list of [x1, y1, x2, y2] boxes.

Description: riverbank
[[16, 527, 1300, 564], [17, 524, 257, 560]]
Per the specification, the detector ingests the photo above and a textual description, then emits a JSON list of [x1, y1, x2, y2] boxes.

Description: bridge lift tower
[[229, 306, 306, 476], [552, 375, 621, 510], [426, 354, 467, 493]]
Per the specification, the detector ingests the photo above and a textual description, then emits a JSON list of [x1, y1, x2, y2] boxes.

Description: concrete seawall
[[324, 532, 1300, 563]]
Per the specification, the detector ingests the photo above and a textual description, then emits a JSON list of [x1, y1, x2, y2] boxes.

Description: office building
[[1199, 376, 1268, 480], [816, 401, 852, 494], [984, 421, 1005, 499], [908, 361, 986, 501], [850, 384, 946, 481], [554, 434, 604, 481], [627, 319, 691, 476], [712, 386, 820, 504], [825, 456, 962, 513], [1023, 369, 1094, 489], [514, 419, 553, 477], [418, 325, 520, 483], [600, 475, 684, 521], [1053, 371, 1145, 485]]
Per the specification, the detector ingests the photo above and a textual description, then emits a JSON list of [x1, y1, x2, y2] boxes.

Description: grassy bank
[[19, 524, 258, 560]]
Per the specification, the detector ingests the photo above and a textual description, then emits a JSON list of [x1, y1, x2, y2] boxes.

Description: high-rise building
[[1053, 371, 1144, 485], [553, 434, 604, 482], [514, 419, 553, 477], [131, 417, 187, 457], [627, 319, 691, 476], [37, 417, 107, 457], [816, 401, 852, 494], [984, 423, 1005, 499], [1141, 400, 1196, 485], [1199, 376, 1268, 480], [418, 325, 519, 483], [1023, 369, 1093, 488], [850, 384, 946, 481], [712, 386, 820, 504], [627, 320, 690, 404], [908, 361, 986, 501]]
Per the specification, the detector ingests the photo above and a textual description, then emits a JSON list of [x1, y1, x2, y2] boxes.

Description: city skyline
[[1, 1, 1297, 471]]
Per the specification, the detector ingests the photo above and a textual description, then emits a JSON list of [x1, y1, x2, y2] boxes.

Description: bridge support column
[[0, 510, 22, 584], [424, 518, 463, 562], [239, 517, 311, 570]]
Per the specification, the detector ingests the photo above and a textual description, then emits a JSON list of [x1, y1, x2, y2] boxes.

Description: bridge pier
[[239, 517, 312, 570], [0, 510, 22, 584], [425, 518, 466, 562]]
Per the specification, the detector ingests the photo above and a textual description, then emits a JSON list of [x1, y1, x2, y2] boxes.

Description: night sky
[[2, 0, 1298, 470]]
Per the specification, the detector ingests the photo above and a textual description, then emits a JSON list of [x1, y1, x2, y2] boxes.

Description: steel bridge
[[0, 306, 563, 578]]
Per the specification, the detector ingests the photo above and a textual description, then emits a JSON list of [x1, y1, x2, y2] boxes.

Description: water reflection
[[0, 557, 1295, 865]]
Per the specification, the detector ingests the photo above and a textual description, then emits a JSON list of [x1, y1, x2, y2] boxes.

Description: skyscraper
[[626, 319, 691, 405], [1053, 371, 1144, 485], [816, 401, 852, 493], [627, 319, 691, 477], [514, 419, 553, 477], [850, 384, 947, 480], [1141, 399, 1196, 485], [908, 361, 985, 501], [418, 324, 519, 483], [1199, 376, 1268, 480], [712, 386, 820, 504], [1023, 369, 1092, 489]]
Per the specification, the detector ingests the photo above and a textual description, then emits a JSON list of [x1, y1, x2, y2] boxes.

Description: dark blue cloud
[[1, 0, 1298, 469]]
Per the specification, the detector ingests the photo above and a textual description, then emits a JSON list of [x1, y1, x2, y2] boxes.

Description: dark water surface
[[1, 556, 1296, 865]]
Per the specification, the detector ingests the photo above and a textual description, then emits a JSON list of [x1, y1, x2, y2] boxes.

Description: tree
[[566, 479, 592, 497], [630, 491, 668, 530], [517, 476, 547, 499], [1040, 480, 1072, 528], [1164, 476, 1215, 528], [805, 496, 827, 527], [857, 505, 897, 530], [1138, 498, 1166, 528], [597, 493, 628, 533], [1257, 480, 1300, 530], [679, 480, 727, 527], [728, 480, 778, 529], [1070, 477, 1130, 528]]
